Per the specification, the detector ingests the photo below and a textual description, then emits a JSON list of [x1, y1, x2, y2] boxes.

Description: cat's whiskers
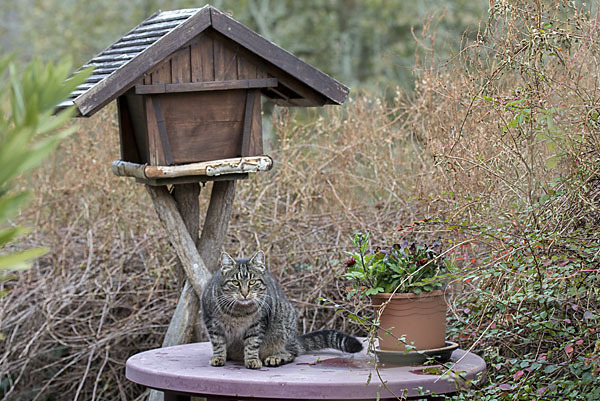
[[215, 294, 236, 312]]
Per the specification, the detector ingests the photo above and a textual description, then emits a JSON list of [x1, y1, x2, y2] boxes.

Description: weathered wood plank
[[213, 35, 238, 81], [151, 96, 173, 165], [146, 96, 165, 165], [256, 65, 268, 79], [151, 58, 171, 84], [241, 90, 254, 157], [237, 55, 257, 80], [249, 89, 263, 155], [191, 33, 214, 82], [135, 78, 277, 94], [213, 36, 226, 81], [76, 7, 211, 116], [159, 90, 246, 164], [223, 43, 238, 81], [171, 47, 191, 84], [210, 7, 349, 105]]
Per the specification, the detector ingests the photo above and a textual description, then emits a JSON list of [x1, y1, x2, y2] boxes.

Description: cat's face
[[219, 251, 267, 308]]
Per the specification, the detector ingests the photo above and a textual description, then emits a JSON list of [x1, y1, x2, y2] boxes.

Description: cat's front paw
[[245, 358, 262, 369], [264, 355, 283, 367], [210, 356, 226, 366]]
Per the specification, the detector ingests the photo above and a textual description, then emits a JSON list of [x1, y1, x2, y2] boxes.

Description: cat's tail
[[298, 330, 363, 354]]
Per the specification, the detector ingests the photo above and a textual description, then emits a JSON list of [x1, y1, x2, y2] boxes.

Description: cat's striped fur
[[201, 251, 362, 369]]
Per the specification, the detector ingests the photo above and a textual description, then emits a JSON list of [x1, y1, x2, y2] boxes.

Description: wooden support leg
[[172, 184, 201, 246], [193, 180, 237, 340], [160, 180, 237, 346], [172, 184, 201, 287], [145, 185, 211, 297], [198, 181, 237, 271], [147, 184, 210, 401], [147, 181, 236, 401]]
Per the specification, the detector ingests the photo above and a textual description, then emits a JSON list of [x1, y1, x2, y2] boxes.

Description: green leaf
[[0, 247, 49, 270], [544, 364, 559, 374], [0, 227, 32, 247], [0, 191, 31, 222]]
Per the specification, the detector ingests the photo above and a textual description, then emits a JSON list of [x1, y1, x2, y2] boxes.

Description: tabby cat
[[201, 250, 362, 369]]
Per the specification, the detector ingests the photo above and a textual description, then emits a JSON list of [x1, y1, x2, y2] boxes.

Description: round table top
[[126, 340, 486, 399]]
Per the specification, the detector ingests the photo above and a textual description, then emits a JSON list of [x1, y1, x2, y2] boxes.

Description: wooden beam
[[111, 156, 273, 180], [151, 96, 174, 165], [240, 90, 255, 157], [139, 173, 248, 187], [198, 180, 236, 273], [145, 185, 210, 298], [135, 78, 277, 94], [172, 183, 201, 283]]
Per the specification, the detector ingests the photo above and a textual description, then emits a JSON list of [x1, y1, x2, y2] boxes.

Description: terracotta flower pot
[[371, 291, 447, 351]]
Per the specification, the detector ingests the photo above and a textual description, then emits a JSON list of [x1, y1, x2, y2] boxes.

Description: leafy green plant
[[343, 232, 451, 297], [0, 58, 91, 280]]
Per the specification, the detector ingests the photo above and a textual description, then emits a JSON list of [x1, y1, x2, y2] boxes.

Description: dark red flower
[[345, 258, 357, 267]]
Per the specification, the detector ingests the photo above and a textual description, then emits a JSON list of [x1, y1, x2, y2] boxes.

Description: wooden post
[[147, 180, 236, 401], [145, 185, 210, 298], [172, 183, 201, 286], [198, 180, 237, 272]]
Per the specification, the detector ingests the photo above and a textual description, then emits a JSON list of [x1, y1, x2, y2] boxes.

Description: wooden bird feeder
[[61, 8, 348, 400], [60, 5, 348, 185]]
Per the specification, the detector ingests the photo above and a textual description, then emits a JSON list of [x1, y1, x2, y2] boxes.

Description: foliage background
[[0, 0, 488, 89], [1, 0, 599, 400]]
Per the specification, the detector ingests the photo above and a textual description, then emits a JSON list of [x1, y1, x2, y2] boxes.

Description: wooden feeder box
[[59, 6, 349, 185]]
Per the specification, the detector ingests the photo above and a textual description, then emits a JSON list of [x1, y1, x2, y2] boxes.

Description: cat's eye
[[249, 280, 256, 285], [230, 280, 240, 286]]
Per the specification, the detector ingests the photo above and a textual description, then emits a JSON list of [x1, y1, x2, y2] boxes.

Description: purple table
[[126, 341, 486, 400]]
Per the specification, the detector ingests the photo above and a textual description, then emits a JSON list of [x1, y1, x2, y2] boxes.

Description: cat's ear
[[249, 250, 266, 272], [220, 252, 236, 272]]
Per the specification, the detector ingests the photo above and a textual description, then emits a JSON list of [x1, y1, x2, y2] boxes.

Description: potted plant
[[343, 232, 452, 353]]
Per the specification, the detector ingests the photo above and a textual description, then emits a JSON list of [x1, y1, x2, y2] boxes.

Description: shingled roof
[[60, 5, 349, 117]]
